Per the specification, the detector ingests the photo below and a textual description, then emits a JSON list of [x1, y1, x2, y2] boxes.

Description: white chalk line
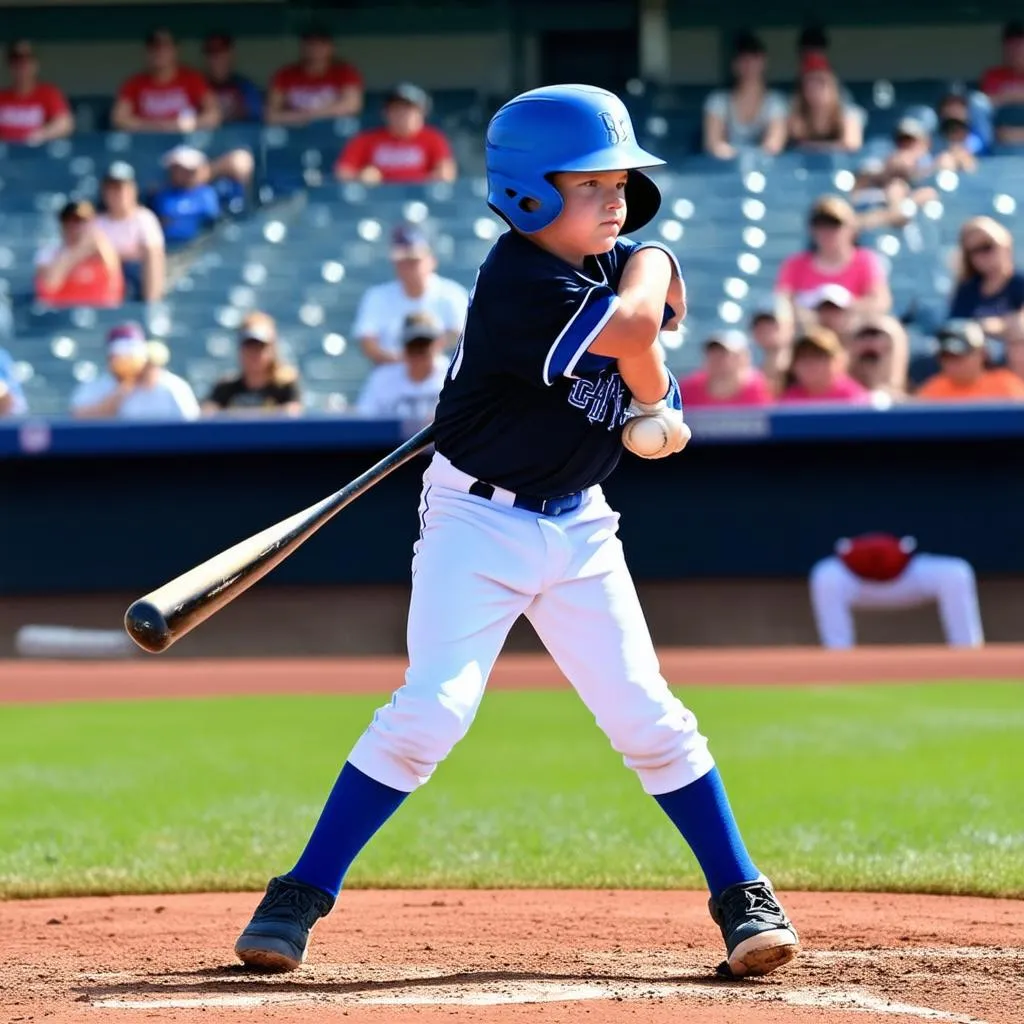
[[90, 977, 989, 1021]]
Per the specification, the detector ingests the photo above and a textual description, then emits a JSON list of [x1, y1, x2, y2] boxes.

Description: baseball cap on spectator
[[894, 117, 928, 143], [103, 161, 136, 184], [238, 312, 277, 345], [145, 28, 175, 48], [401, 312, 443, 348], [300, 23, 333, 41], [59, 199, 95, 223], [704, 330, 748, 353], [390, 224, 432, 260], [799, 283, 853, 311], [750, 307, 779, 327], [386, 82, 430, 112], [810, 195, 856, 228], [793, 325, 843, 358], [106, 321, 149, 358], [1003, 20, 1024, 41], [203, 31, 233, 54], [854, 313, 896, 338], [732, 30, 766, 56], [935, 319, 985, 355], [162, 145, 206, 171], [800, 53, 831, 74], [7, 40, 34, 63]]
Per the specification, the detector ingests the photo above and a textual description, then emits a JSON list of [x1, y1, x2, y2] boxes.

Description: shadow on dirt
[[76, 965, 742, 1001]]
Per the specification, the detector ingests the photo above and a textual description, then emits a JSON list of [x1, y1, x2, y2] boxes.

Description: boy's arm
[[617, 339, 670, 404], [587, 246, 678, 360]]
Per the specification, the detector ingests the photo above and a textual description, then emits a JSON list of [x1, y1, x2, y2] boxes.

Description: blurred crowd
[[681, 198, 1024, 409], [2, 20, 1024, 422]]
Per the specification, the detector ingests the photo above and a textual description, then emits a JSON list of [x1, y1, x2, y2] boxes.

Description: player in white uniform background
[[810, 533, 984, 648], [234, 84, 800, 980]]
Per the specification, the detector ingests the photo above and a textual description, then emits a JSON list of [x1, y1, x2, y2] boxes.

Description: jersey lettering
[[567, 373, 629, 429]]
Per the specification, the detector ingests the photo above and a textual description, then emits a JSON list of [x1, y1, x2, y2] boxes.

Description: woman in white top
[[703, 32, 787, 159], [95, 162, 166, 302]]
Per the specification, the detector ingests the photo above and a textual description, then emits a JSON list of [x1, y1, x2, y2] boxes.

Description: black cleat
[[708, 877, 800, 978], [234, 875, 335, 972]]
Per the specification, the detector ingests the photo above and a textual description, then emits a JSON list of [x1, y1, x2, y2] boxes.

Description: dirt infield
[[5, 890, 1021, 1024], [2, 644, 1023, 703], [2, 647, 1022, 1023]]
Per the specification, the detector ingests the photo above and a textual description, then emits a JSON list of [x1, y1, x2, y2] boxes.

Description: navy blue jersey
[[433, 231, 676, 496]]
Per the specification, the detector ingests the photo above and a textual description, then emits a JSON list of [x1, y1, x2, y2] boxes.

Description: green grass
[[1, 683, 1022, 899]]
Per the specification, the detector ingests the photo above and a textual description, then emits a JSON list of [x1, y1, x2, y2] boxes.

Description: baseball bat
[[124, 423, 436, 654]]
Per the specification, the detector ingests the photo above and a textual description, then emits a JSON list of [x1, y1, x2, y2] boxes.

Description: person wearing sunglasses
[[950, 217, 1024, 345]]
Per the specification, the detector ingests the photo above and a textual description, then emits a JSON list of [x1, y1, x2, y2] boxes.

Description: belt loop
[[468, 480, 495, 501]]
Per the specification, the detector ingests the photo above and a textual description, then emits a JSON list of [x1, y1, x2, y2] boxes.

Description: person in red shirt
[[0, 40, 73, 145], [980, 22, 1024, 146], [335, 83, 456, 185], [680, 331, 772, 408], [34, 200, 124, 309], [112, 28, 219, 133], [266, 25, 363, 126]]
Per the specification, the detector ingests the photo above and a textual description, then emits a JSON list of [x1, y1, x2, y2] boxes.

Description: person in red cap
[[809, 533, 984, 648]]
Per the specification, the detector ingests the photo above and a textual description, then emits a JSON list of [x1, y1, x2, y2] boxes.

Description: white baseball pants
[[348, 453, 715, 795], [809, 554, 984, 649]]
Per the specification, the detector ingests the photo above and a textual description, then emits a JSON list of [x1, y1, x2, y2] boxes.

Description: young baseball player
[[235, 84, 800, 979]]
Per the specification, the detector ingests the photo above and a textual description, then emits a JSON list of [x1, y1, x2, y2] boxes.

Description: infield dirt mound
[[4, 889, 1022, 1024]]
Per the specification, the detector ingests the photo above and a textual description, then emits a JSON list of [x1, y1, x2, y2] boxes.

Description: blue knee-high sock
[[290, 762, 408, 898], [653, 767, 760, 900]]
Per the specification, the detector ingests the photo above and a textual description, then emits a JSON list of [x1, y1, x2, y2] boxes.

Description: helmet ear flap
[[486, 170, 564, 233], [622, 169, 661, 234]]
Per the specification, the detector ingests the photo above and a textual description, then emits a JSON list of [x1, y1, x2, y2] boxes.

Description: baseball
[[622, 415, 671, 458]]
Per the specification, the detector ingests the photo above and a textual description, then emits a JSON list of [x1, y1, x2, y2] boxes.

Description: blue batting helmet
[[485, 84, 665, 235]]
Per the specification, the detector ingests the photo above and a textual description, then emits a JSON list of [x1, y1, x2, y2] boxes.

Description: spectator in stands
[[748, 308, 792, 395], [356, 312, 448, 422], [776, 196, 892, 330], [266, 25, 363, 126], [779, 326, 869, 404], [149, 147, 222, 247], [934, 92, 983, 170], [95, 162, 166, 303], [798, 283, 855, 341], [846, 314, 909, 402], [202, 312, 303, 416], [0, 345, 28, 418], [980, 21, 1024, 146], [35, 200, 124, 309], [354, 224, 469, 365], [202, 32, 262, 123], [679, 331, 772, 407], [0, 40, 73, 144], [71, 322, 200, 420], [787, 55, 862, 154], [112, 29, 219, 133], [335, 83, 456, 185], [916, 320, 1024, 402], [702, 31, 786, 160], [852, 123, 940, 231], [950, 217, 1024, 344]]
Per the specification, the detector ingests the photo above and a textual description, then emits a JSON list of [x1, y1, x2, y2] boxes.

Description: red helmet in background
[[835, 533, 917, 582]]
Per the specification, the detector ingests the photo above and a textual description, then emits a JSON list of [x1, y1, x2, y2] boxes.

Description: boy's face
[[541, 170, 628, 259]]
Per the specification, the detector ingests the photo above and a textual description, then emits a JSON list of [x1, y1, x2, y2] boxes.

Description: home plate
[[89, 977, 987, 1020]]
